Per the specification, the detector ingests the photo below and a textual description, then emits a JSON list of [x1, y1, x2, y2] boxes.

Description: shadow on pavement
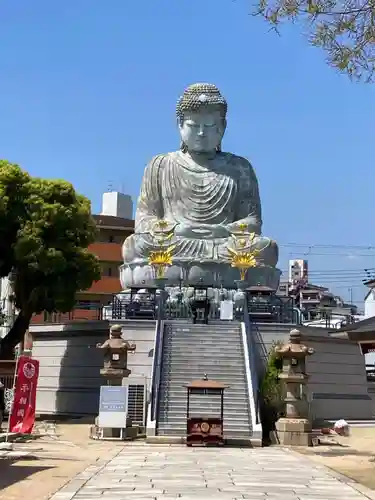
[[0, 459, 54, 490]]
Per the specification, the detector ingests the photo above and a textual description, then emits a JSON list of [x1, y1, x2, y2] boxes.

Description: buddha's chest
[[162, 165, 237, 199], [161, 164, 240, 221]]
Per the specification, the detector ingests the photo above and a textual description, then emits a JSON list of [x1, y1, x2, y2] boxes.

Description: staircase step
[[163, 352, 244, 358], [157, 320, 254, 440], [159, 394, 248, 404], [160, 388, 247, 397], [157, 417, 251, 426], [164, 349, 243, 355], [159, 409, 249, 419], [157, 423, 251, 433]]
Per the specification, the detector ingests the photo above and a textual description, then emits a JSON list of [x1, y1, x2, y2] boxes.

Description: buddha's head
[[176, 83, 227, 154]]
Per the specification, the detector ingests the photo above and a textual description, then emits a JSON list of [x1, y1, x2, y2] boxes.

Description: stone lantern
[[275, 328, 315, 446], [96, 324, 136, 386]]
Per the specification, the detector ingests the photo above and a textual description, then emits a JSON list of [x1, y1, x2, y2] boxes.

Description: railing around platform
[[110, 292, 157, 320], [247, 294, 300, 324], [29, 288, 302, 325], [33, 307, 103, 323]]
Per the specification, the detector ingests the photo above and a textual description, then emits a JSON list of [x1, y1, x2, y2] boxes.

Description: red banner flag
[[9, 356, 39, 434]]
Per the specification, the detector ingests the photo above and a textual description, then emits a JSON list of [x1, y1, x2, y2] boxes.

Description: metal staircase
[[155, 320, 260, 444]]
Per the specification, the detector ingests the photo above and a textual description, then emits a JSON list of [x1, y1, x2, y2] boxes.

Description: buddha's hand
[[175, 223, 230, 239]]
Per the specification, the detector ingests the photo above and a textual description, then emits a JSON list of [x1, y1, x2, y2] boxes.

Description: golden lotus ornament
[[148, 245, 176, 279], [227, 248, 258, 280], [148, 219, 177, 279]]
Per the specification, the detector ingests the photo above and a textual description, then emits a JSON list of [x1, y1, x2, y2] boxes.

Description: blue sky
[[0, 0, 374, 307]]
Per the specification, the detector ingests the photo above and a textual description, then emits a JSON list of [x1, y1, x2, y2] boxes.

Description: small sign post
[[98, 386, 128, 435]]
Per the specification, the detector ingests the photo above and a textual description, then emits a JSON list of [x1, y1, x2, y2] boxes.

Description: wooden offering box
[[185, 379, 227, 447]]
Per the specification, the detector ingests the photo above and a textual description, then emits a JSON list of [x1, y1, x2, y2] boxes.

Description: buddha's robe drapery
[[122, 151, 277, 266]]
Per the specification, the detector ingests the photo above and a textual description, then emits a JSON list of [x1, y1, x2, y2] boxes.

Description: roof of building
[[93, 214, 134, 229], [331, 316, 375, 342], [329, 315, 375, 335]]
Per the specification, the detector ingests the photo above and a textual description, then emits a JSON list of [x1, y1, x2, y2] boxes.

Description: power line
[[280, 268, 375, 275], [279, 243, 375, 250]]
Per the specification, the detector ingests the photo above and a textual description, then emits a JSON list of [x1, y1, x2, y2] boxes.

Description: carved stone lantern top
[[275, 329, 315, 359], [96, 324, 136, 381]]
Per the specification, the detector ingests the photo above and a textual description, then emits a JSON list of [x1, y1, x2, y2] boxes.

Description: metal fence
[[29, 287, 302, 325], [247, 294, 297, 324]]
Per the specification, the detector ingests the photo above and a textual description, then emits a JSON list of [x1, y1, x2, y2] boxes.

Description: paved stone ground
[[50, 445, 375, 500]]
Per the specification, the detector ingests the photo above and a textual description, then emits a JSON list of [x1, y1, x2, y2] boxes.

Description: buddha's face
[[179, 110, 226, 153]]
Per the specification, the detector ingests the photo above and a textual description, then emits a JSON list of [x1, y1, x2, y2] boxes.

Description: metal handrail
[[150, 292, 167, 422], [243, 299, 261, 426]]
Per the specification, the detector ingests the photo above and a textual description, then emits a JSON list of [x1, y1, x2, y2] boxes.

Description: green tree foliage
[[0, 160, 101, 358], [254, 0, 375, 81], [260, 341, 283, 406], [259, 342, 284, 443]]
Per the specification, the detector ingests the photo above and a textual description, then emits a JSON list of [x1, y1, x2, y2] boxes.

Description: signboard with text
[[220, 300, 234, 321], [360, 343, 375, 355], [9, 356, 39, 434], [98, 386, 128, 428]]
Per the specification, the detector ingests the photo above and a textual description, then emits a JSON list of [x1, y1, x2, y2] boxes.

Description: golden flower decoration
[[237, 222, 248, 233], [148, 246, 175, 267], [227, 247, 258, 280], [155, 219, 169, 230]]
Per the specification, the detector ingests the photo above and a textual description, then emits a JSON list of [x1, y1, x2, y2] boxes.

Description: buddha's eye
[[185, 121, 198, 127]]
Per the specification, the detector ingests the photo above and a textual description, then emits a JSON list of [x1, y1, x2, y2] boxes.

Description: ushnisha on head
[[176, 83, 227, 154], [110, 324, 123, 338]]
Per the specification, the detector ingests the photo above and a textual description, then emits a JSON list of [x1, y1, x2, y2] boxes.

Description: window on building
[[108, 234, 114, 243], [102, 265, 117, 277]]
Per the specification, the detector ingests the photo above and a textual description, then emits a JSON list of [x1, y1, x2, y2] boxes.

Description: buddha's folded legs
[[121, 229, 280, 289], [216, 236, 279, 268], [123, 233, 218, 264]]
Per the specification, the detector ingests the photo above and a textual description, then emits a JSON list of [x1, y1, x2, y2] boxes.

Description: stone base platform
[[275, 418, 313, 447], [120, 261, 281, 290]]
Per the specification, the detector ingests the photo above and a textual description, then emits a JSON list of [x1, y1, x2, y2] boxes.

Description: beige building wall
[[253, 322, 372, 421], [30, 320, 156, 416], [30, 319, 372, 422]]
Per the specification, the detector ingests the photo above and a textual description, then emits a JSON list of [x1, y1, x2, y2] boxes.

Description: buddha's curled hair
[[176, 83, 227, 122], [177, 83, 227, 153]]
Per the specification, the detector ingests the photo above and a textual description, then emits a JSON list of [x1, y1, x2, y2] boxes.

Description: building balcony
[[88, 242, 122, 262], [83, 276, 123, 295]]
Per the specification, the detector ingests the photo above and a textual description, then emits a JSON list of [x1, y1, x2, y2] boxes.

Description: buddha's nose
[[198, 126, 205, 136]]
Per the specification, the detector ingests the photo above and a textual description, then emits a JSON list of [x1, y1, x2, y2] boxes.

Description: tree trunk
[[0, 308, 33, 360]]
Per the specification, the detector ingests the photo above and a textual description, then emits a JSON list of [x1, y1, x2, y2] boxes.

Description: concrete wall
[[365, 289, 375, 318], [30, 319, 156, 416], [30, 318, 372, 422], [253, 322, 373, 421]]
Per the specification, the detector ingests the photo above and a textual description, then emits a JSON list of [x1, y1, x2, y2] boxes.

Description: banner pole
[[5, 349, 21, 443]]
